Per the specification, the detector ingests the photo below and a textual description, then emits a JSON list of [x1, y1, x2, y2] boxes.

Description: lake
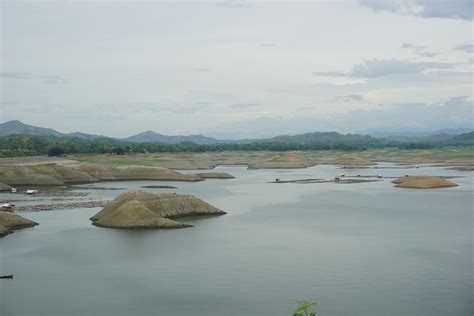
[[1, 164, 472, 315]]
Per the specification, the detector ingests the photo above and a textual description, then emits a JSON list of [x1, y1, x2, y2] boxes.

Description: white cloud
[[1, 1, 472, 136], [314, 58, 458, 78], [402, 43, 439, 58], [359, 0, 473, 21], [454, 42, 474, 54], [0, 72, 68, 84]]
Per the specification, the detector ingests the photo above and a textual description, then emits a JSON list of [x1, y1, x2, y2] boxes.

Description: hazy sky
[[1, 0, 473, 138]]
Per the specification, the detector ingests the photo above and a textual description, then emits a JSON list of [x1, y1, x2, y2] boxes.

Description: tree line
[[0, 134, 471, 157]]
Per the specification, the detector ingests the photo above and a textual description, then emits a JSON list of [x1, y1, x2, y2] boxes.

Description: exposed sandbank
[[392, 176, 458, 189]]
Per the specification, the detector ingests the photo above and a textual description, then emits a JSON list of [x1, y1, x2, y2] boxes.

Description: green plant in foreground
[[293, 300, 318, 316]]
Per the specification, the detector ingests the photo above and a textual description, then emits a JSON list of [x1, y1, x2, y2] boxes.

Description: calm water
[[0, 164, 472, 316]]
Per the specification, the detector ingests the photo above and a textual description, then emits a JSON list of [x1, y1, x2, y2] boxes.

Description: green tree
[[112, 146, 125, 155], [47, 146, 65, 157], [293, 300, 318, 316]]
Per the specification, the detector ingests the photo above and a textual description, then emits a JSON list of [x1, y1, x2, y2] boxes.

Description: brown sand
[[392, 175, 458, 189]]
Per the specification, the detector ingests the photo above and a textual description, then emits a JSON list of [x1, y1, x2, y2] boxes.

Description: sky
[[1, 0, 473, 139]]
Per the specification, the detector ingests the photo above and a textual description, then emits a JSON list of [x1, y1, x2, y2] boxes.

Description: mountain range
[[0, 120, 218, 144], [0, 120, 472, 144], [126, 130, 218, 144], [362, 127, 473, 138]]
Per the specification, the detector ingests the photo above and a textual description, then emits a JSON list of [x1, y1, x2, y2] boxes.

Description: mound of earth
[[92, 200, 189, 229], [333, 155, 374, 165], [392, 176, 458, 189], [0, 163, 97, 186], [195, 172, 235, 179], [251, 154, 314, 169], [90, 191, 226, 229], [0, 163, 202, 186], [0, 212, 39, 237], [0, 182, 12, 191], [78, 165, 201, 182]]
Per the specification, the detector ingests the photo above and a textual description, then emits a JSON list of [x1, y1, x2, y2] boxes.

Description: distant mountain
[[261, 131, 379, 145], [380, 133, 458, 143], [0, 120, 64, 137], [125, 130, 218, 144], [445, 131, 474, 144], [66, 132, 104, 140], [365, 127, 473, 138], [434, 128, 473, 135], [0, 120, 105, 140], [1, 120, 472, 147]]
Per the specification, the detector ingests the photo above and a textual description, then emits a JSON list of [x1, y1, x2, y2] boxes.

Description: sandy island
[[90, 191, 226, 229], [392, 175, 458, 189]]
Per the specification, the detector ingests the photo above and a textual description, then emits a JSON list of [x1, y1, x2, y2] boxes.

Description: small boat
[[0, 275, 13, 279]]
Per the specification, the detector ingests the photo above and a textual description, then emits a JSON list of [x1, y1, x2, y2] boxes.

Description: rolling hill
[[125, 130, 218, 144]]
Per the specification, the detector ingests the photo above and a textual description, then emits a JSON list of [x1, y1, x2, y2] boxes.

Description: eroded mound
[[0, 182, 12, 192], [333, 155, 374, 165], [78, 165, 202, 182], [195, 172, 235, 179], [0, 163, 202, 186], [0, 212, 39, 237], [392, 176, 458, 189], [251, 154, 314, 169], [92, 200, 188, 229], [91, 191, 226, 229]]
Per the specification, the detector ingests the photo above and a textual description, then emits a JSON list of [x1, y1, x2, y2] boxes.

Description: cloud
[[215, 0, 251, 8], [229, 103, 262, 109], [194, 68, 211, 72], [295, 106, 316, 111], [402, 42, 438, 58], [345, 96, 474, 129], [359, 0, 473, 21], [22, 104, 65, 114], [314, 58, 457, 79], [336, 94, 365, 102], [402, 43, 427, 50], [93, 101, 211, 116], [454, 43, 474, 54], [204, 96, 473, 138], [259, 42, 277, 47], [0, 72, 68, 84], [312, 71, 347, 77]]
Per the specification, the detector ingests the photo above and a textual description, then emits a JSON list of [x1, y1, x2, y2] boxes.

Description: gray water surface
[[0, 164, 472, 316]]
